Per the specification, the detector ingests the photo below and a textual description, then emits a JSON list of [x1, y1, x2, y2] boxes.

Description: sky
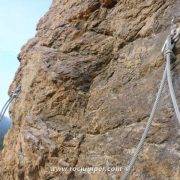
[[0, 0, 52, 117]]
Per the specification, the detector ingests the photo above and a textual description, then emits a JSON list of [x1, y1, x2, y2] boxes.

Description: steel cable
[[166, 53, 180, 124], [122, 24, 180, 179], [121, 63, 168, 180], [0, 86, 21, 123]]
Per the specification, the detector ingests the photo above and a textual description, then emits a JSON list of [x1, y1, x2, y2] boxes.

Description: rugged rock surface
[[0, 0, 180, 179]]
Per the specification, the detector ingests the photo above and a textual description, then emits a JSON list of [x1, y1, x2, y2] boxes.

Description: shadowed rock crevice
[[100, 0, 117, 8]]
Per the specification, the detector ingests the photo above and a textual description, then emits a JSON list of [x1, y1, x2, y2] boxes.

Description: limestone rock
[[0, 0, 180, 179]]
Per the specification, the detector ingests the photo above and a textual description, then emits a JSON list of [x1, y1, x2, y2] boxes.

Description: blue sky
[[0, 0, 52, 116]]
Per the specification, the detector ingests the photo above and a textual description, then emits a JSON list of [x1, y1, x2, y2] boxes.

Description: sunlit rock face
[[0, 0, 180, 179], [0, 117, 11, 149]]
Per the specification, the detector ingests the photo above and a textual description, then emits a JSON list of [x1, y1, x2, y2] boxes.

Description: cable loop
[[0, 85, 21, 123], [122, 21, 180, 180]]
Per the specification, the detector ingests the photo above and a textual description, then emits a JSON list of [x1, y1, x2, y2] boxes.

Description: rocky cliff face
[[0, 0, 180, 179]]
